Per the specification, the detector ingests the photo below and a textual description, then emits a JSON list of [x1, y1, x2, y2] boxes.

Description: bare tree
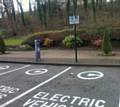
[[2, 0, 17, 35], [16, 0, 26, 26]]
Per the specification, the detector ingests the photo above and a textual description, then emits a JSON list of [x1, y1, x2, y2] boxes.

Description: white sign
[[25, 69, 48, 75], [23, 91, 106, 107], [69, 16, 79, 25], [0, 66, 10, 70], [77, 71, 104, 80]]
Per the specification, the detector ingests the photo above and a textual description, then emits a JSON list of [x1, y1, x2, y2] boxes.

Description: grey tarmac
[[0, 63, 119, 107]]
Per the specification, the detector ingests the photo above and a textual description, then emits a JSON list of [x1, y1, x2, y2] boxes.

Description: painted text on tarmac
[[23, 92, 106, 107], [0, 85, 19, 100]]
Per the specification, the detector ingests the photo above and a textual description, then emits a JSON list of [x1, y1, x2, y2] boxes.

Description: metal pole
[[74, 24, 78, 63]]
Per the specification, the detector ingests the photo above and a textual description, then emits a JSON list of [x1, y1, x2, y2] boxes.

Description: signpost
[[69, 16, 79, 63]]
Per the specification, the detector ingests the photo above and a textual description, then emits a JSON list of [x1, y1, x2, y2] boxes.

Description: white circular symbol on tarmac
[[0, 65, 10, 70], [25, 68, 48, 75], [77, 71, 104, 80]]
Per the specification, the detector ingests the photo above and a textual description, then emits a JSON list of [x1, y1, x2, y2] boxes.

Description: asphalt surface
[[0, 63, 119, 107]]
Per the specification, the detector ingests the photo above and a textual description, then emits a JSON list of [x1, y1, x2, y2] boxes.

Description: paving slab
[[0, 50, 120, 65]]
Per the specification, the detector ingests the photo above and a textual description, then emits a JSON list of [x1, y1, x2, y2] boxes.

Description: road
[[0, 63, 119, 107]]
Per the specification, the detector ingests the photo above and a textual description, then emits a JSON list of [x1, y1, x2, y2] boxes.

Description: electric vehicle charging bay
[[0, 63, 119, 107]]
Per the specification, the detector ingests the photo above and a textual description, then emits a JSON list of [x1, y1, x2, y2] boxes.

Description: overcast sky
[[13, 0, 29, 11], [13, 0, 111, 12]]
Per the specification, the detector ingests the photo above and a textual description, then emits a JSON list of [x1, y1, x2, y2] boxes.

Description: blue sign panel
[[69, 16, 79, 25]]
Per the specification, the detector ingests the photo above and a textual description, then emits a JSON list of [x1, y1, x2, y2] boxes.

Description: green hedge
[[22, 27, 120, 48], [22, 30, 66, 47]]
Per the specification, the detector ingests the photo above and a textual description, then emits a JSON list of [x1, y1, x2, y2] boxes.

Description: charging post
[[35, 39, 41, 62]]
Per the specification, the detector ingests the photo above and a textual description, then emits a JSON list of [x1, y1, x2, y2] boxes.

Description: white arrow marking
[[87, 73, 98, 77]]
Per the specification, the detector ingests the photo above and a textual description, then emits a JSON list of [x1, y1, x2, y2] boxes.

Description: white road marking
[[25, 68, 48, 75], [119, 98, 120, 107], [77, 71, 104, 80], [0, 67, 72, 107], [0, 65, 10, 70], [0, 65, 31, 76]]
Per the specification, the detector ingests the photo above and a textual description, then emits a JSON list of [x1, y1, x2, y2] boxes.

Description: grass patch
[[4, 37, 25, 46], [4, 30, 67, 47]]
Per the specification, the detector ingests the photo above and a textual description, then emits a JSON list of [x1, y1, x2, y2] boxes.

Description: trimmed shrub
[[0, 37, 6, 54], [63, 35, 83, 48], [102, 28, 112, 55]]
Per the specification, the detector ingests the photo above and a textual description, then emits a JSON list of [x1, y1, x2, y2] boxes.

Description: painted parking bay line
[[118, 97, 120, 107], [0, 67, 72, 107], [0, 65, 31, 76]]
